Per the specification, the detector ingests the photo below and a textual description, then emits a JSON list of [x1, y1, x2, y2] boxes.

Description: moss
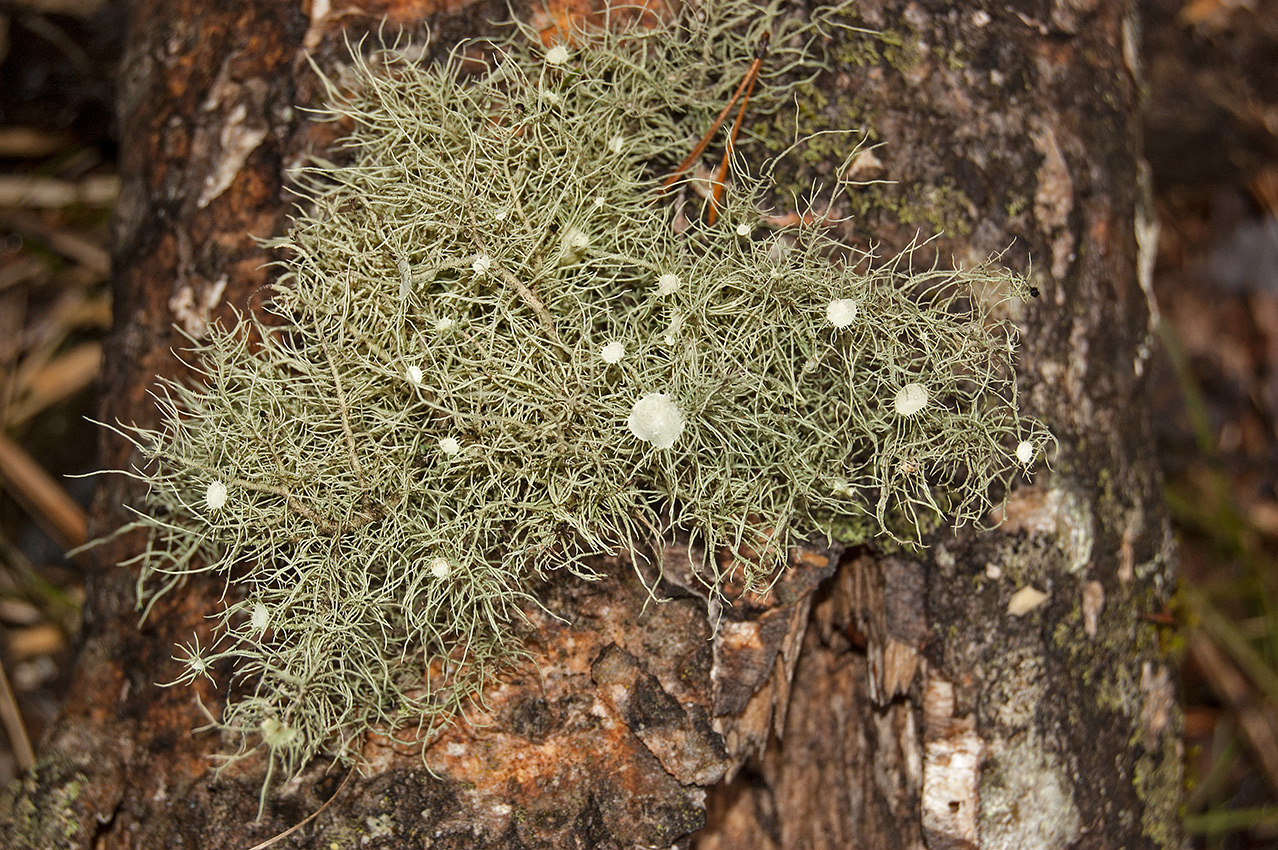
[[0, 759, 87, 850], [876, 28, 925, 76], [936, 41, 971, 73], [886, 181, 975, 236], [833, 25, 884, 66]]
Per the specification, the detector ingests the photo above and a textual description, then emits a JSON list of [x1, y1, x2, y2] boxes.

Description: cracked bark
[[0, 0, 1182, 847]]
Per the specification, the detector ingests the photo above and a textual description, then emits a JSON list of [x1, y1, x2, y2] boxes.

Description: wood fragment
[[0, 432, 88, 552], [0, 657, 35, 771], [6, 342, 102, 427], [0, 211, 111, 278], [5, 623, 66, 659], [1191, 631, 1278, 796], [0, 127, 75, 159], [0, 175, 120, 209]]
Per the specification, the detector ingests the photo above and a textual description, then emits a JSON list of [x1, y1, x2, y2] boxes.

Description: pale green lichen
[[981, 734, 1081, 850], [104, 0, 1049, 795], [0, 759, 86, 850]]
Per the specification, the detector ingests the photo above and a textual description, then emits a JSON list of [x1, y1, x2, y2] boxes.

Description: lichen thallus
[[87, 0, 1051, 818]]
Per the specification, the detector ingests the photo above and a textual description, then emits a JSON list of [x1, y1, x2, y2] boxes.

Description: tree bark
[[0, 0, 1182, 848]]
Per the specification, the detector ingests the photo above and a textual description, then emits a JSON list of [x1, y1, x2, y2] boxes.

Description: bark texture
[[0, 0, 1181, 848]]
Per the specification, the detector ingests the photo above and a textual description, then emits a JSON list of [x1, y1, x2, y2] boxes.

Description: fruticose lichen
[[109, 0, 1049, 795]]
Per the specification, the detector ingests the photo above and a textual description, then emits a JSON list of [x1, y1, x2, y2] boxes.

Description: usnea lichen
[[109, 0, 1050, 793]]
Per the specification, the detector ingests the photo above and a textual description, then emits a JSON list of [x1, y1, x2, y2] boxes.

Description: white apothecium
[[894, 383, 929, 417], [545, 44, 570, 66], [600, 341, 625, 364], [826, 298, 858, 328], [205, 480, 228, 511], [1016, 440, 1035, 465], [628, 393, 685, 449]]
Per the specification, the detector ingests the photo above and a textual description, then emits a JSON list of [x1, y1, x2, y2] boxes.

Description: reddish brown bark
[[0, 0, 1181, 847]]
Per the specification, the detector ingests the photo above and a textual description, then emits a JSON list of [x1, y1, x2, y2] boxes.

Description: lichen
[[100, 0, 1049, 797], [1046, 566, 1182, 844], [0, 759, 87, 850], [1135, 738, 1183, 847], [981, 734, 1082, 850]]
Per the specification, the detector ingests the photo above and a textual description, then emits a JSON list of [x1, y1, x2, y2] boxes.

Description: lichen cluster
[[113, 0, 1049, 791]]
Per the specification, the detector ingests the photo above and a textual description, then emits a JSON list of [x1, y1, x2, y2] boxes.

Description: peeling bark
[[0, 0, 1181, 847]]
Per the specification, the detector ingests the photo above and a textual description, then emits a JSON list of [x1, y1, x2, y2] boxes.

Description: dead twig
[[6, 341, 101, 427], [0, 656, 35, 771], [1191, 629, 1278, 797], [0, 175, 120, 209], [0, 210, 110, 279], [0, 432, 88, 554]]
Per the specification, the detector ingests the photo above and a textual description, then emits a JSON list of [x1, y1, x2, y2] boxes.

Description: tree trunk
[[0, 0, 1182, 848]]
